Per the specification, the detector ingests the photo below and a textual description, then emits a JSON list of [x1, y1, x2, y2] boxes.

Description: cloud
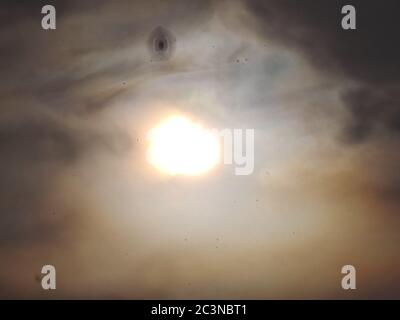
[[1, 0, 400, 299], [0, 0, 217, 291], [245, 0, 400, 142]]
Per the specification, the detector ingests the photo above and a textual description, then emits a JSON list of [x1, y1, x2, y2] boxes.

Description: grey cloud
[[1, 0, 400, 299], [245, 0, 400, 143], [0, 0, 215, 252]]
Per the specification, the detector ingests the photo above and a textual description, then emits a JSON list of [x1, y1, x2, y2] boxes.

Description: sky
[[0, 0, 400, 299]]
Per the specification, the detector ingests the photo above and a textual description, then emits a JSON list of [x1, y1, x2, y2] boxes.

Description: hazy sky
[[1, 0, 399, 299]]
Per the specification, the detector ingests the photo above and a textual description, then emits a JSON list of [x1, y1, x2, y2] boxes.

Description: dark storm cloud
[[245, 0, 400, 143]]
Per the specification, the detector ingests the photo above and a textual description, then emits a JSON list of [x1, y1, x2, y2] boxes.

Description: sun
[[147, 115, 221, 176]]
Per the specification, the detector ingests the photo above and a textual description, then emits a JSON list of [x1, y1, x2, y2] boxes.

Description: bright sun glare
[[147, 115, 221, 176]]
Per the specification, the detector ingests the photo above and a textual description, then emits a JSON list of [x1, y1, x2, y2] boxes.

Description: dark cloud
[[244, 0, 400, 220], [0, 0, 215, 255], [246, 0, 400, 143], [0, 109, 132, 249], [341, 86, 400, 143], [1, 0, 400, 299], [0, 1, 137, 249], [0, 117, 81, 163]]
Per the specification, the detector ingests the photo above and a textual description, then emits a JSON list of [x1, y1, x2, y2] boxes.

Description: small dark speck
[[236, 59, 239, 63], [184, 238, 188, 241], [256, 199, 259, 202]]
